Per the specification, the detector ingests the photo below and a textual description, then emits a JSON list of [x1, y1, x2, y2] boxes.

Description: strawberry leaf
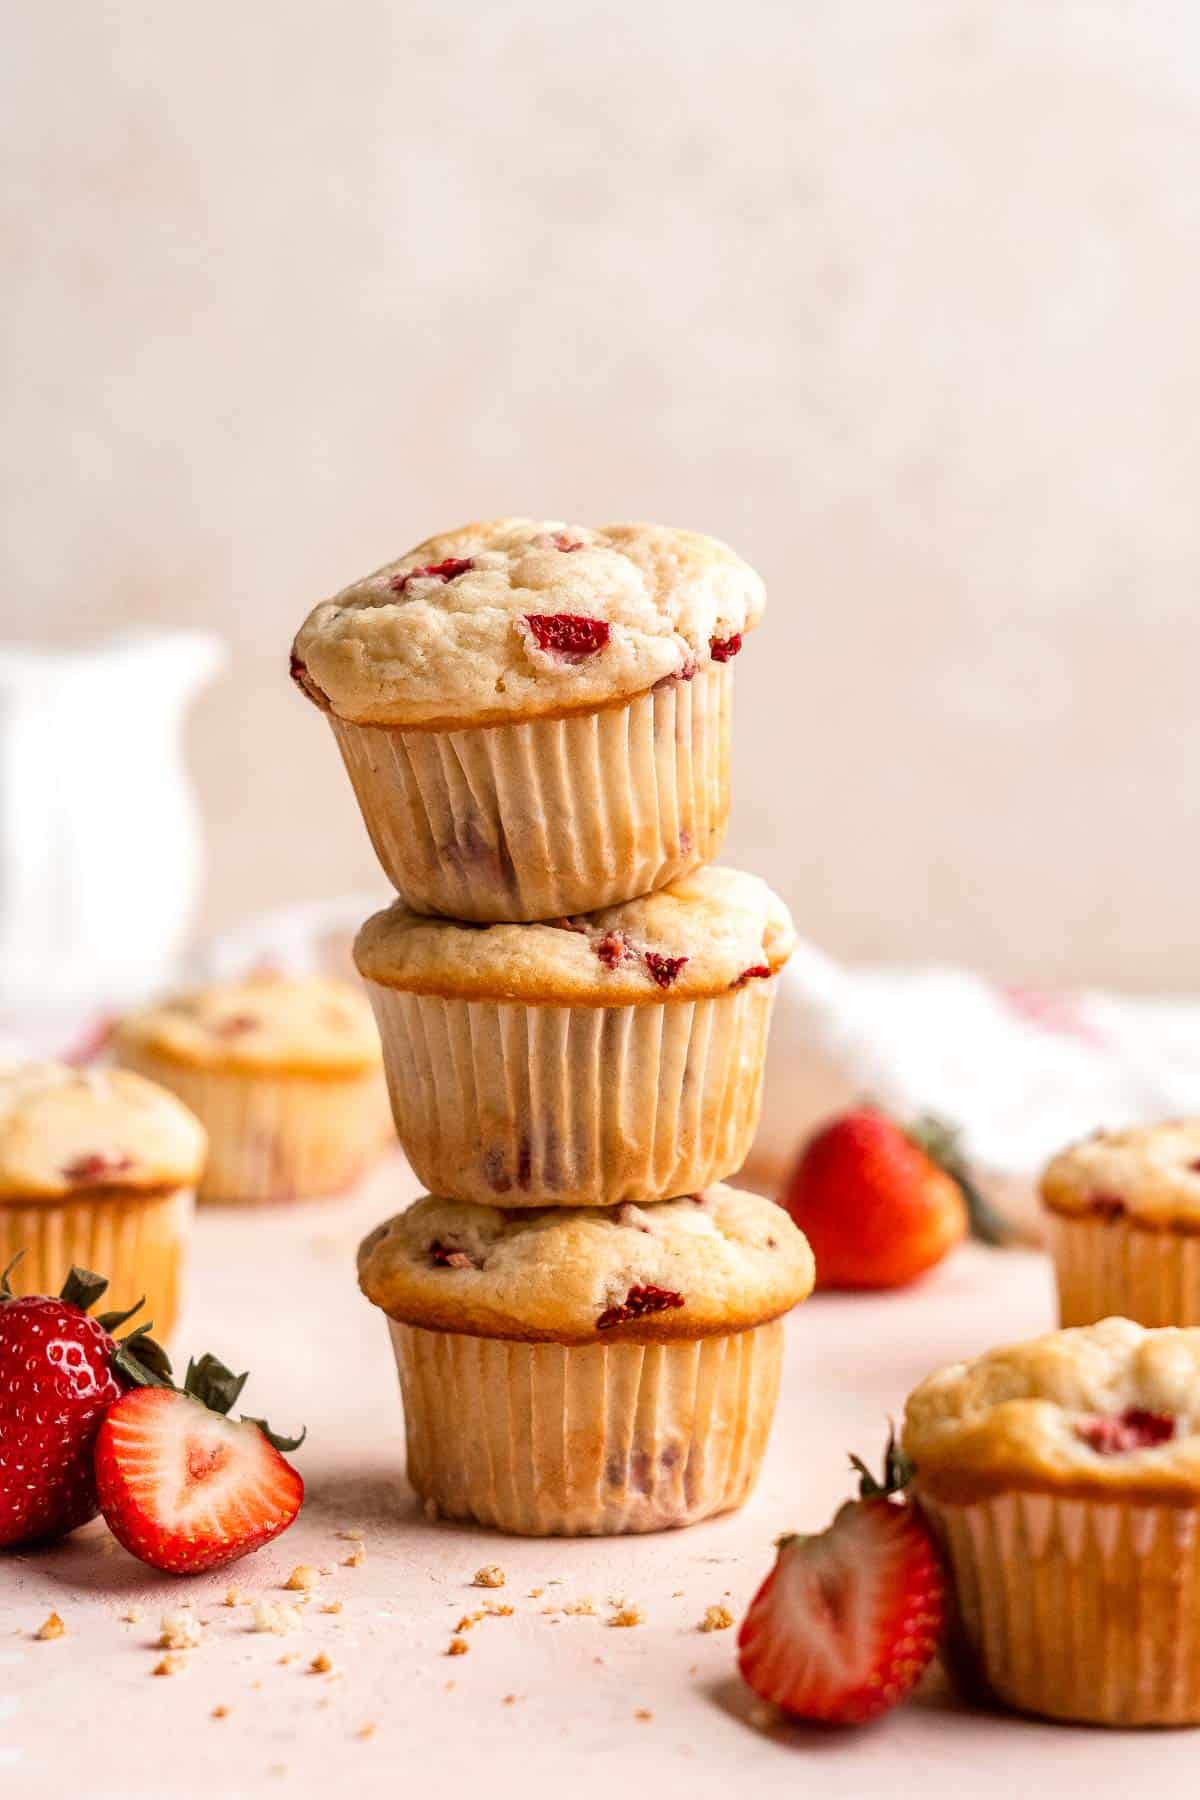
[[184, 1353, 249, 1417], [96, 1296, 147, 1334], [59, 1266, 109, 1313], [113, 1323, 175, 1389], [242, 1416, 307, 1454], [906, 1113, 1012, 1245], [0, 1250, 25, 1302], [850, 1426, 913, 1499]]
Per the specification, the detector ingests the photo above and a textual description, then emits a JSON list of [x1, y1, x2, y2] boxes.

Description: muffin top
[[1041, 1121, 1200, 1226], [113, 974, 383, 1077], [357, 1183, 813, 1343], [291, 517, 765, 729], [355, 865, 795, 1007], [0, 1062, 206, 1202], [904, 1318, 1200, 1502]]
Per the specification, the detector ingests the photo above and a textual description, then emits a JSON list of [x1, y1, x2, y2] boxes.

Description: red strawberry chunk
[[533, 531, 585, 552], [1075, 1408, 1176, 1454], [390, 557, 474, 594], [429, 1240, 476, 1270], [95, 1388, 303, 1575], [709, 632, 743, 662], [733, 963, 771, 987], [61, 1152, 134, 1184], [523, 613, 611, 660], [644, 951, 688, 989], [597, 1284, 685, 1331], [594, 931, 627, 969]]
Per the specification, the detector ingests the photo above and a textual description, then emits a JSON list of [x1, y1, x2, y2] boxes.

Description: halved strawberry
[[95, 1357, 304, 1574], [737, 1435, 944, 1725]]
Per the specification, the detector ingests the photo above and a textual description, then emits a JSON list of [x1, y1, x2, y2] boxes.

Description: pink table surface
[[3, 1153, 1198, 1799]]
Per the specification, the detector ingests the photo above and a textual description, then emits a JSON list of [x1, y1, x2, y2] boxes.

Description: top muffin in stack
[[292, 518, 811, 1535], [291, 517, 764, 921]]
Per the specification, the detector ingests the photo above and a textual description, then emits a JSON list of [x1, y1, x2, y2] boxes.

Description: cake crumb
[[446, 1636, 469, 1657], [563, 1598, 596, 1617], [502, 1694, 518, 1705], [343, 1546, 366, 1569], [212, 1705, 229, 1720], [608, 1605, 644, 1628], [321, 1601, 343, 1616], [224, 1587, 247, 1608], [35, 1611, 66, 1641], [357, 1723, 376, 1741], [252, 1599, 303, 1636], [527, 1587, 545, 1599], [279, 1653, 297, 1665], [159, 1609, 203, 1650], [635, 1708, 653, 1722], [699, 1604, 735, 1633], [337, 1528, 364, 1541], [285, 1565, 319, 1592], [310, 1651, 335, 1674], [672, 1589, 684, 1599], [119, 1606, 143, 1625], [152, 1653, 184, 1677], [472, 1564, 505, 1589]]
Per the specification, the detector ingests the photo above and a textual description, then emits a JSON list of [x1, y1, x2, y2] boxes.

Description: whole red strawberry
[[0, 1258, 167, 1548], [737, 1433, 945, 1725], [780, 1108, 1005, 1290]]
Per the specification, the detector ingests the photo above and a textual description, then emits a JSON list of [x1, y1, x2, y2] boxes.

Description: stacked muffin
[[292, 518, 813, 1534]]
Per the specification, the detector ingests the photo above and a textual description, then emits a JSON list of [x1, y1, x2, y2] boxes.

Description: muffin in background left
[[0, 1061, 206, 1340], [112, 972, 391, 1205]]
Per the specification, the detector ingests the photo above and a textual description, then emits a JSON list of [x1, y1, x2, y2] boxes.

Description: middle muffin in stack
[[292, 517, 812, 1535]]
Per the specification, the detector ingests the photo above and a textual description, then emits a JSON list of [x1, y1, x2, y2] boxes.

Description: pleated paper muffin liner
[[327, 662, 732, 922], [365, 975, 777, 1208], [116, 1049, 391, 1205], [0, 1187, 193, 1341], [918, 1485, 1200, 1725], [387, 1317, 783, 1536], [1047, 1209, 1200, 1327]]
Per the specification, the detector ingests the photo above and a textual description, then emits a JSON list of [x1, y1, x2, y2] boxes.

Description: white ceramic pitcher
[[0, 630, 225, 1022]]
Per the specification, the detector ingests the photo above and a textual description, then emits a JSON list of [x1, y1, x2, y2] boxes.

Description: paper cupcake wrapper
[[0, 1187, 193, 1341], [366, 975, 777, 1207], [1047, 1209, 1200, 1327], [918, 1485, 1200, 1725], [116, 1048, 390, 1205], [387, 1317, 783, 1536], [327, 663, 732, 922]]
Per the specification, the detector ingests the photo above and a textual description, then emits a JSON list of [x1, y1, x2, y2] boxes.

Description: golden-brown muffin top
[[113, 974, 382, 1077], [905, 1318, 1200, 1502], [1041, 1121, 1200, 1226], [292, 518, 764, 728], [0, 1062, 206, 1202], [357, 1184, 813, 1344], [355, 865, 795, 1007]]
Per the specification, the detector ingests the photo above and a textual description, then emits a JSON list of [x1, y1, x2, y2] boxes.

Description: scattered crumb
[[444, 1680, 456, 1691], [699, 1604, 735, 1633], [34, 1612, 66, 1641], [212, 1705, 229, 1720], [318, 1564, 334, 1576], [279, 1654, 297, 1666], [502, 1694, 518, 1706], [672, 1590, 684, 1599], [153, 1654, 185, 1677], [562, 1598, 596, 1617], [343, 1547, 366, 1569], [119, 1606, 143, 1625], [337, 1528, 363, 1541], [527, 1587, 545, 1599], [252, 1600, 303, 1636], [472, 1564, 505, 1589], [285, 1565, 319, 1593], [357, 1722, 376, 1741], [446, 1636, 469, 1657], [455, 1614, 475, 1633], [310, 1651, 335, 1675], [608, 1605, 644, 1628], [320, 1601, 343, 1616], [159, 1609, 203, 1651], [635, 1709, 653, 1722], [224, 1587, 248, 1608]]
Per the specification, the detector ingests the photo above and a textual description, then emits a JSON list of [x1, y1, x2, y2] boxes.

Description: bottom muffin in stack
[[358, 1185, 813, 1535]]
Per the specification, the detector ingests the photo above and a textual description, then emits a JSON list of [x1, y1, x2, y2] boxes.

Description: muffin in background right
[[904, 1317, 1200, 1726], [1041, 1120, 1200, 1327]]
